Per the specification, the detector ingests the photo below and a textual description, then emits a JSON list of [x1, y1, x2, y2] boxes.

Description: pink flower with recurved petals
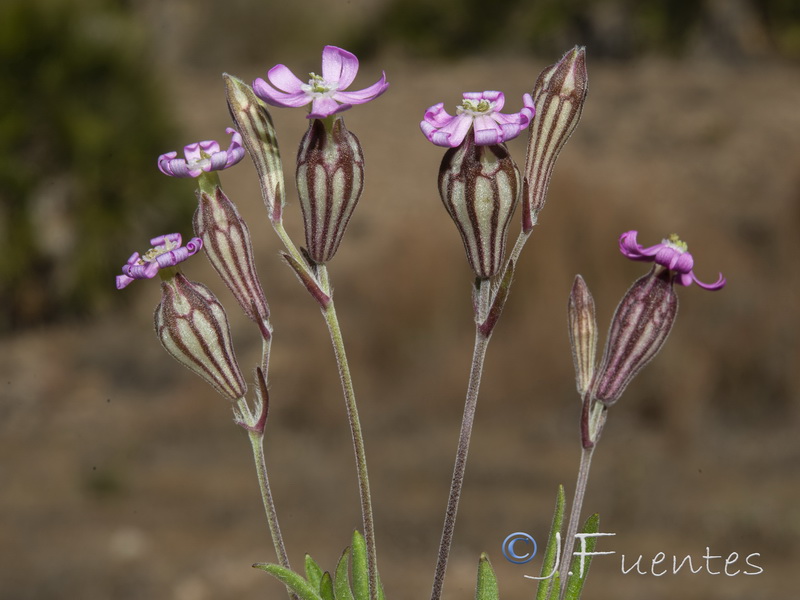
[[116, 233, 202, 289], [421, 91, 535, 148], [253, 46, 389, 119], [158, 128, 244, 178], [619, 231, 726, 290]]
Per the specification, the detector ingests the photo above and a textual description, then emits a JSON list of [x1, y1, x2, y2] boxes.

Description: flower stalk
[[430, 279, 492, 600], [317, 264, 379, 600]]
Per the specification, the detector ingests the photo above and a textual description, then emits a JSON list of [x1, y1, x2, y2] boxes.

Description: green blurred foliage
[[349, 0, 800, 60], [0, 0, 190, 331]]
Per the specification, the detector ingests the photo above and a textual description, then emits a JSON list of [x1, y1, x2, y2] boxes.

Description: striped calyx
[[224, 74, 286, 223], [568, 275, 598, 397], [155, 273, 247, 402], [522, 46, 588, 231], [591, 268, 678, 406], [296, 117, 364, 263], [438, 135, 520, 279], [193, 186, 271, 334]]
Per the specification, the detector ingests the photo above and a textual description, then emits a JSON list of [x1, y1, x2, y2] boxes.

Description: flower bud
[[224, 74, 286, 222], [155, 273, 247, 402], [591, 269, 678, 406], [568, 275, 598, 396], [296, 117, 364, 263], [193, 187, 271, 335], [438, 135, 520, 279], [523, 46, 588, 231]]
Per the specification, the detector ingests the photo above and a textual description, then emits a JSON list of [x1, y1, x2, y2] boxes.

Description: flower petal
[[309, 96, 351, 119], [692, 272, 726, 290], [472, 115, 504, 145], [253, 77, 311, 108], [423, 103, 455, 127], [266, 64, 305, 93], [333, 72, 389, 104], [321, 45, 359, 89]]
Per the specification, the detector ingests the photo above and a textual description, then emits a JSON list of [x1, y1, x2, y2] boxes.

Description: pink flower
[[253, 46, 389, 119], [619, 231, 726, 290], [420, 91, 535, 148], [116, 233, 202, 289], [157, 128, 244, 178]]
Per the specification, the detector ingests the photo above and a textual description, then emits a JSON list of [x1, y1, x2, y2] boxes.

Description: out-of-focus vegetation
[[0, 0, 190, 332], [348, 0, 800, 60]]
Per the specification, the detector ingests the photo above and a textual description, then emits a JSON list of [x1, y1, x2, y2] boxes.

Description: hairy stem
[[237, 398, 295, 600], [559, 395, 608, 600], [318, 264, 379, 600], [430, 279, 492, 600]]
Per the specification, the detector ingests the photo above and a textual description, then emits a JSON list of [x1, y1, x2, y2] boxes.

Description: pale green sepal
[[475, 553, 499, 600], [563, 514, 600, 600], [350, 530, 369, 600], [334, 547, 355, 600], [320, 572, 335, 600], [536, 485, 565, 600], [305, 554, 324, 591], [253, 563, 324, 600]]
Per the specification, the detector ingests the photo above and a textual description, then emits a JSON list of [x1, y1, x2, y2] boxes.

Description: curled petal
[[157, 129, 244, 178], [618, 230, 725, 291], [421, 91, 535, 147], [116, 234, 203, 289]]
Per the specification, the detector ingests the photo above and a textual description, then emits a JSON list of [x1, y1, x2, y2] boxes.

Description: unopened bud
[[568, 275, 597, 396], [523, 46, 588, 231], [155, 273, 247, 402], [193, 187, 271, 334], [296, 117, 364, 263], [224, 74, 285, 222], [591, 269, 678, 406], [438, 135, 520, 279]]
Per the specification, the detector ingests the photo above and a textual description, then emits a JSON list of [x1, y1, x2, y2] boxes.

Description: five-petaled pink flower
[[116, 233, 202, 289], [253, 45, 389, 119], [158, 128, 244, 178], [420, 91, 535, 148], [619, 231, 726, 290]]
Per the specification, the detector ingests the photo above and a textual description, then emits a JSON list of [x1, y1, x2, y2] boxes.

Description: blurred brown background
[[1, 0, 799, 599]]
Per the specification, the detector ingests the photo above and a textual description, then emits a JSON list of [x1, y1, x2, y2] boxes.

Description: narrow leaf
[[350, 530, 369, 600], [320, 572, 335, 600], [305, 555, 324, 592], [475, 553, 499, 600], [334, 547, 355, 600], [254, 563, 323, 600], [535, 485, 565, 600], [563, 514, 600, 600]]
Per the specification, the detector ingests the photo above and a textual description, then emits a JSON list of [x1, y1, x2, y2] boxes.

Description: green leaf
[[305, 555, 324, 591], [563, 514, 600, 600], [334, 547, 355, 600], [351, 530, 369, 600], [320, 572, 335, 600], [253, 563, 323, 600], [475, 553, 499, 600], [536, 485, 565, 600]]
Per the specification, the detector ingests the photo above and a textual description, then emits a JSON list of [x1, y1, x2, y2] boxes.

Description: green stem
[[272, 220, 311, 273], [236, 397, 295, 600], [318, 264, 378, 600], [430, 279, 492, 600], [559, 400, 606, 599], [558, 445, 595, 599]]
